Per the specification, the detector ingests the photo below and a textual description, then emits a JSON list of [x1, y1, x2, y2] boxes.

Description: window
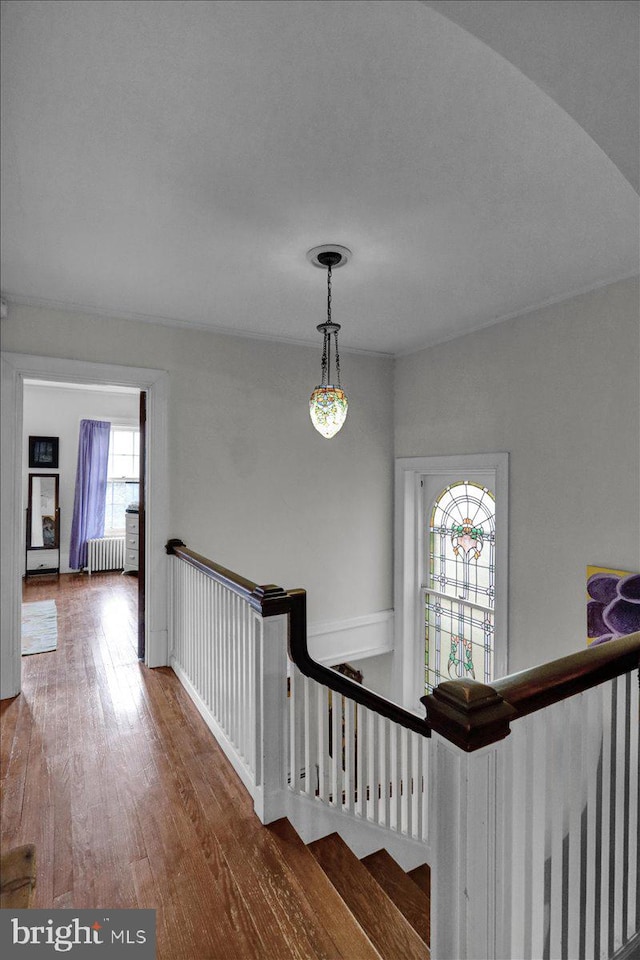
[[104, 427, 139, 534], [393, 454, 508, 709], [424, 481, 495, 693]]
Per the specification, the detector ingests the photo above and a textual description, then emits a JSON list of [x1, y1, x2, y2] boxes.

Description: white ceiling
[[1, 0, 638, 356]]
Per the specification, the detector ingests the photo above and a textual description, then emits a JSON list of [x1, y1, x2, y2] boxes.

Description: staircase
[[269, 819, 431, 960], [168, 542, 640, 960]]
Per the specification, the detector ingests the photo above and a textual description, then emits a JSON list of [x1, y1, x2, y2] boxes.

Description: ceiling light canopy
[[307, 245, 351, 440]]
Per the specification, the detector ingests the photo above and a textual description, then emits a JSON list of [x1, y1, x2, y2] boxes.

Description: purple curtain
[[69, 420, 111, 570]]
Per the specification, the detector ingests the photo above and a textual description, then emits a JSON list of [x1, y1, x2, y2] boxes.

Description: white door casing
[[1, 352, 169, 699]]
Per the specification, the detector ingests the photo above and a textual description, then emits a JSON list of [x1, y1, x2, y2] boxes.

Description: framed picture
[[29, 436, 59, 469]]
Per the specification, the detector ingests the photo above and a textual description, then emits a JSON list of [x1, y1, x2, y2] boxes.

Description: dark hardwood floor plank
[[408, 863, 431, 899], [309, 833, 430, 960], [361, 849, 430, 945], [268, 819, 382, 960]]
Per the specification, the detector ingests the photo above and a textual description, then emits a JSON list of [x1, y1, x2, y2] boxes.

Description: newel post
[[251, 585, 291, 825], [422, 680, 517, 960]]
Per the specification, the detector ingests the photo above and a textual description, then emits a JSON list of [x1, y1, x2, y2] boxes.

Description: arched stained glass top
[[428, 481, 496, 609]]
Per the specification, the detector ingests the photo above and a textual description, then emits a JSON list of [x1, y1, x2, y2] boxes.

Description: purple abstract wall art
[[587, 568, 640, 646]]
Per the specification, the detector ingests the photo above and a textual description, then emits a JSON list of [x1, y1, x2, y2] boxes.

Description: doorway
[[21, 378, 144, 660], [1, 352, 169, 700]]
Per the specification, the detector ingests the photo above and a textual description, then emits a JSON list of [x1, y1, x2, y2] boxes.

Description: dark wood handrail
[[166, 539, 431, 738], [286, 589, 431, 737], [166, 540, 292, 616], [421, 631, 640, 752]]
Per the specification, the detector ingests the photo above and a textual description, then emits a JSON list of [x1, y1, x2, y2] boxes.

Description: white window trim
[[105, 423, 141, 533], [392, 453, 509, 711]]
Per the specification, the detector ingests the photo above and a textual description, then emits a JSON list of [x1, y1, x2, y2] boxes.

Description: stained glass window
[[424, 481, 495, 694]]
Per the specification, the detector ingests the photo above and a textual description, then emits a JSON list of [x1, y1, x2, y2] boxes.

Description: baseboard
[[170, 656, 256, 796], [307, 610, 394, 666]]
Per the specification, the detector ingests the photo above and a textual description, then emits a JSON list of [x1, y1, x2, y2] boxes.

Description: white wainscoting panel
[[307, 610, 394, 666]]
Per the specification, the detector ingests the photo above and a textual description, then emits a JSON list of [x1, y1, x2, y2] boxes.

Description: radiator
[[87, 536, 126, 574]]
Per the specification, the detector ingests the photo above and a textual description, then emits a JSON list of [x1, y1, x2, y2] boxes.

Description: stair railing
[[167, 539, 639, 959], [423, 632, 640, 960], [286, 588, 431, 854], [166, 539, 297, 822], [166, 539, 431, 864]]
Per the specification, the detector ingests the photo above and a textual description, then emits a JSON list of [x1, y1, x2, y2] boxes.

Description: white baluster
[[382, 718, 391, 829], [402, 730, 418, 837], [316, 681, 328, 803], [303, 676, 313, 796], [421, 736, 429, 843], [567, 695, 584, 960], [613, 674, 627, 954], [412, 733, 422, 841], [371, 712, 380, 825], [289, 667, 303, 794], [548, 703, 565, 960], [600, 680, 614, 960], [584, 683, 602, 959], [627, 670, 639, 943], [344, 699, 355, 814], [393, 723, 402, 832], [330, 691, 340, 808], [525, 714, 541, 959], [357, 705, 369, 820]]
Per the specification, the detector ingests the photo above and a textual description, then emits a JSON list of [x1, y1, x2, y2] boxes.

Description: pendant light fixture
[[307, 244, 351, 439]]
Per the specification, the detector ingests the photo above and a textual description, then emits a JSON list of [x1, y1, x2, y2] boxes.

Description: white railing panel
[[431, 668, 640, 960], [170, 550, 431, 863], [286, 663, 430, 845], [169, 556, 287, 824]]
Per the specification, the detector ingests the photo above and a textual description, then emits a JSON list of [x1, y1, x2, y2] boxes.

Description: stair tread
[[361, 849, 430, 946], [408, 863, 431, 899], [309, 833, 430, 960], [268, 820, 382, 960]]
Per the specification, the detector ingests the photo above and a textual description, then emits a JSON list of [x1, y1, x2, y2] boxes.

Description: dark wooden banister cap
[[166, 538, 185, 554], [422, 679, 517, 752], [423, 632, 640, 752]]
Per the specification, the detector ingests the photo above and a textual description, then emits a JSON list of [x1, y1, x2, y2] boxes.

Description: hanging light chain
[[321, 327, 329, 386], [313, 251, 345, 389]]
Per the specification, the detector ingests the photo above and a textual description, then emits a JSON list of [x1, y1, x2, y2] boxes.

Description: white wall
[[6, 277, 635, 679], [350, 651, 394, 700], [394, 277, 640, 673], [2, 304, 394, 632], [22, 382, 139, 574]]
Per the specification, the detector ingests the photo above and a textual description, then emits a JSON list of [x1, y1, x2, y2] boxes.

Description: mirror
[[28, 474, 59, 549]]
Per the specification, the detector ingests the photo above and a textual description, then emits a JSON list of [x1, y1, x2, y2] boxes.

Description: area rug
[[21, 600, 57, 655]]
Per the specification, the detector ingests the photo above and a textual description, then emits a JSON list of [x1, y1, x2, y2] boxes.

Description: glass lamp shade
[[309, 385, 348, 439]]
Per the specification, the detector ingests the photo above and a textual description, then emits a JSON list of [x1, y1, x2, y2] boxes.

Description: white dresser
[[124, 509, 139, 573]]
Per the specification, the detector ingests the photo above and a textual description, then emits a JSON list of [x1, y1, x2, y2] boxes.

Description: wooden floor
[[2, 573, 382, 959]]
